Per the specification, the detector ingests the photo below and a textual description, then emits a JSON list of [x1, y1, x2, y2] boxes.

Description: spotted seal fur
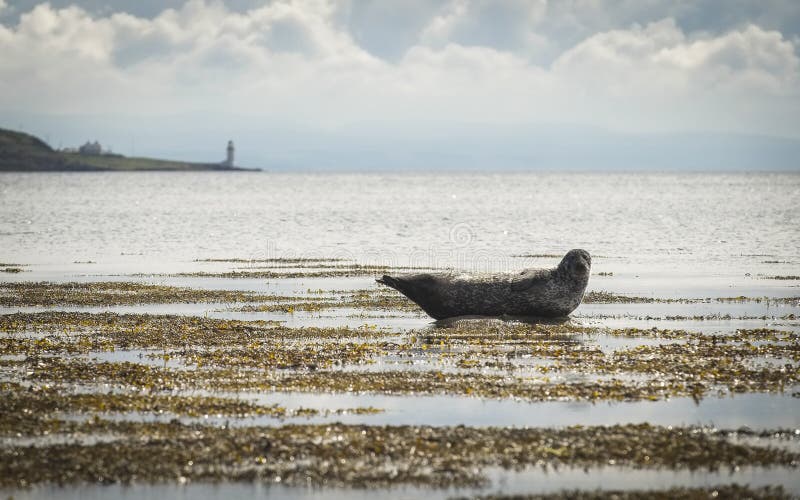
[[377, 249, 591, 320]]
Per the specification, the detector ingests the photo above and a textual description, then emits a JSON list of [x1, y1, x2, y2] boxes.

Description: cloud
[[412, 0, 800, 65], [336, 0, 449, 60], [0, 1, 383, 115], [554, 18, 798, 91], [419, 0, 550, 57], [0, 0, 797, 140]]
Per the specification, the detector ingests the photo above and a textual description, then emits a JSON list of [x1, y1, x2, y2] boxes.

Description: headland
[[0, 128, 257, 171]]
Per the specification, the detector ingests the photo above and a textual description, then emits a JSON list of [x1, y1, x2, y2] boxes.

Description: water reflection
[[5, 465, 797, 499], [432, 314, 571, 329]]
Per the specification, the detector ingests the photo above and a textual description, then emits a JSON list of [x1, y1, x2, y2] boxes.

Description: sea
[[1, 171, 798, 272]]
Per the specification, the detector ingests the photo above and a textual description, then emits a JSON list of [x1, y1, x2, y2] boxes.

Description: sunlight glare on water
[[0, 172, 798, 273]]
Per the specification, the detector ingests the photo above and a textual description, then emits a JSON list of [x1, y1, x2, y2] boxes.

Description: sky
[[1, 0, 799, 169]]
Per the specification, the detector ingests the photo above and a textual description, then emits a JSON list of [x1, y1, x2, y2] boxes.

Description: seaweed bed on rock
[[1, 421, 798, 488], [1, 266, 799, 496], [1, 311, 797, 401]]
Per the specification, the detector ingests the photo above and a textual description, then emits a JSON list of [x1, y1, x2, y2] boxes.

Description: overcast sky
[[1, 0, 799, 169]]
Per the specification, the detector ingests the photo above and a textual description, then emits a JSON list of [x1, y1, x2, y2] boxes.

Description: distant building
[[223, 140, 235, 167], [78, 141, 102, 155]]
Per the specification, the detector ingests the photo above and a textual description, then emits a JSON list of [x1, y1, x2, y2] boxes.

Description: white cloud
[[0, 1, 797, 138], [552, 18, 799, 97], [418, 0, 553, 62]]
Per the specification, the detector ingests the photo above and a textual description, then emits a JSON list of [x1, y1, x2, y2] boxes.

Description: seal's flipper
[[377, 274, 444, 318], [377, 274, 415, 297], [376, 275, 399, 288], [510, 277, 534, 292], [510, 269, 553, 293]]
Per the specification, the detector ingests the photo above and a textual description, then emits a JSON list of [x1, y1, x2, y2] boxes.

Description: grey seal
[[377, 249, 591, 320]]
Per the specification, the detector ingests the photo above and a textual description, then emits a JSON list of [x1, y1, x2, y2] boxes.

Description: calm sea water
[[0, 172, 798, 275]]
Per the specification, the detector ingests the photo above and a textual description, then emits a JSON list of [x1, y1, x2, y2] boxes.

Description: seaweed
[[0, 422, 796, 488]]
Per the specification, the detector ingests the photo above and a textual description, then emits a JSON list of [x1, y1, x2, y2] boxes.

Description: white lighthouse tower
[[224, 140, 235, 167], [225, 140, 235, 167]]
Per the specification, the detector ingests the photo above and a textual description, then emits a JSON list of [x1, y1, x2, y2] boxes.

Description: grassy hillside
[[0, 128, 250, 171], [0, 128, 82, 171], [58, 152, 231, 171]]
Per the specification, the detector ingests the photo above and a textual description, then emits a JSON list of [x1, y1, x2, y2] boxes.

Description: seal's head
[[558, 249, 591, 280]]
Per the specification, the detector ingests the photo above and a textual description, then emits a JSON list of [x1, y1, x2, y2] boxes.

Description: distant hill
[[0, 128, 78, 171], [0, 128, 252, 171]]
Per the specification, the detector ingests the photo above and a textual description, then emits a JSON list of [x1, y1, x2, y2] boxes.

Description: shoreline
[[0, 165, 261, 172]]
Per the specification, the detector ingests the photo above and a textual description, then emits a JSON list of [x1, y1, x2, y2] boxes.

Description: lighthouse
[[224, 140, 235, 167]]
